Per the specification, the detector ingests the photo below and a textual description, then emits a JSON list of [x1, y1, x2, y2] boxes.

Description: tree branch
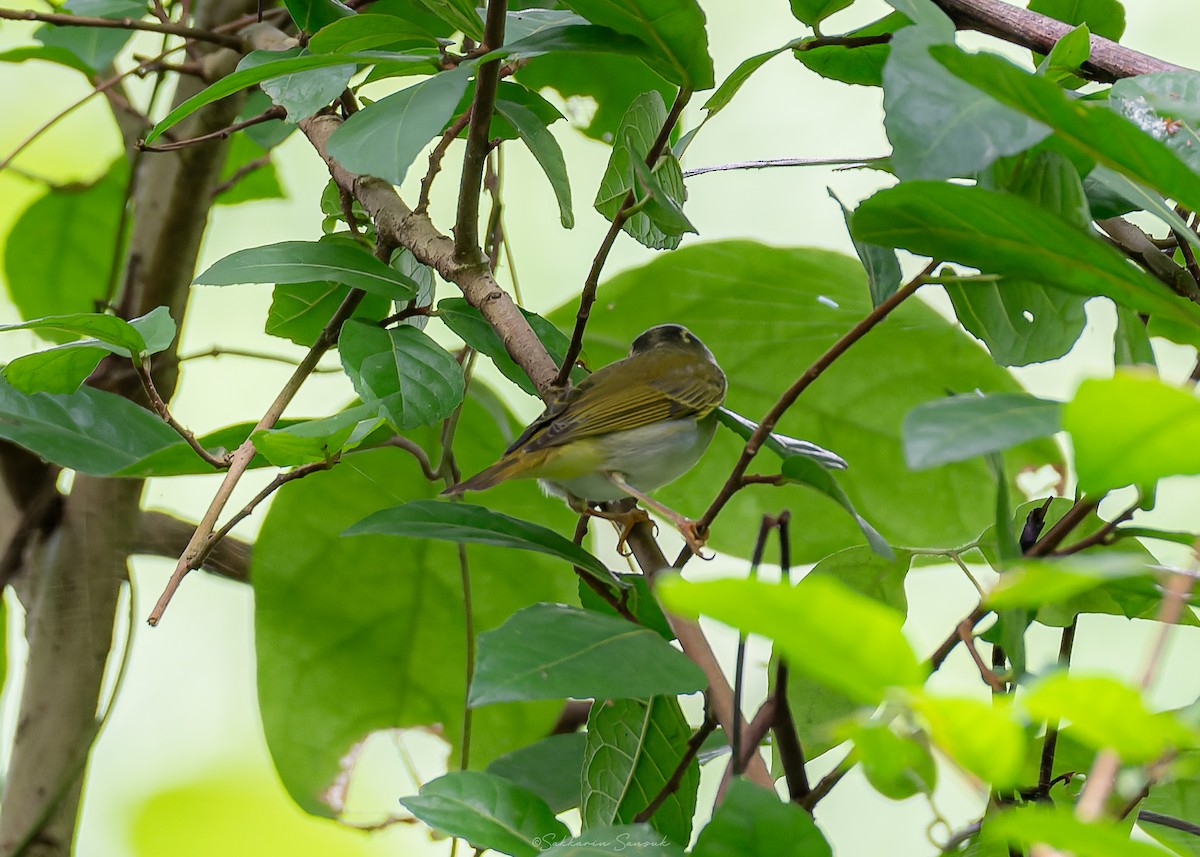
[[134, 510, 251, 582], [932, 0, 1192, 81]]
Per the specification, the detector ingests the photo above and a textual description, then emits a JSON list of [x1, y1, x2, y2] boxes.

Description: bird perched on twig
[[444, 323, 726, 554]]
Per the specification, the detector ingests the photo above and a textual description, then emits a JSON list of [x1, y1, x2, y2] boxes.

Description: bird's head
[[628, 324, 716, 363]]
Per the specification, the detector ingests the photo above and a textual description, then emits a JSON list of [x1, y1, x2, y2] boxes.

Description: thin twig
[[139, 106, 286, 152], [732, 515, 777, 775], [801, 756, 852, 811], [177, 346, 340, 370], [554, 86, 693, 387], [1037, 618, 1077, 794], [0, 7, 243, 49], [136, 361, 230, 469], [1138, 810, 1200, 838], [634, 711, 716, 823], [382, 436, 439, 481], [211, 153, 273, 197], [771, 511, 810, 802], [453, 0, 507, 261], [1054, 501, 1139, 556], [417, 111, 471, 213], [683, 156, 881, 178], [457, 543, 475, 770]]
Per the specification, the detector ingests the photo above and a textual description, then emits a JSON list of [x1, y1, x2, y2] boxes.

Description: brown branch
[[932, 0, 1192, 81], [139, 105, 286, 152], [1037, 618, 1077, 794], [211, 153, 272, 197], [1097, 218, 1200, 304], [381, 436, 439, 481], [453, 0, 507, 262], [1054, 502, 1139, 556], [800, 756, 852, 811], [0, 7, 244, 49], [136, 361, 231, 469], [554, 86, 693, 387]]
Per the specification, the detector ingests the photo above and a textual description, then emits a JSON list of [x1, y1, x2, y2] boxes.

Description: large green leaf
[[337, 321, 464, 429], [1064, 371, 1200, 494], [1028, 0, 1125, 42], [33, 0, 144, 71], [660, 575, 925, 705], [399, 771, 569, 857], [881, 28, 1048, 180], [195, 239, 418, 299], [485, 732, 587, 814], [691, 778, 832, 857], [283, 0, 353, 34], [582, 696, 698, 844], [793, 11, 908, 88], [551, 825, 686, 856], [4, 159, 126, 327], [468, 604, 704, 705], [240, 49, 355, 121], [933, 47, 1200, 215], [853, 182, 1200, 331], [253, 394, 581, 816], [346, 501, 617, 588], [913, 694, 1025, 788], [558, 0, 714, 89], [547, 242, 1061, 562], [326, 65, 473, 187], [308, 13, 441, 53], [986, 805, 1170, 857], [789, 0, 852, 26], [265, 281, 391, 347], [903, 393, 1063, 469]]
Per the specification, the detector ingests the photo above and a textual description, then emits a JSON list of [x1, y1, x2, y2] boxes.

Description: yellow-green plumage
[[445, 324, 726, 506]]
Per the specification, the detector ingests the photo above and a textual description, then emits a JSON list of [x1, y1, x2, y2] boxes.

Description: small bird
[[444, 324, 726, 553]]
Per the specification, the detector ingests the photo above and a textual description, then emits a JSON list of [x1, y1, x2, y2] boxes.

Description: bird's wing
[[522, 356, 726, 452]]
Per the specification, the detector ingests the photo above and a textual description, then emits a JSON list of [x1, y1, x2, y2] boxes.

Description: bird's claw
[[678, 519, 713, 559]]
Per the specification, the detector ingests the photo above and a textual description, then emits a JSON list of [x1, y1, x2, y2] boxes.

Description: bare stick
[[136, 361, 230, 469], [0, 7, 243, 49], [139, 105, 286, 152]]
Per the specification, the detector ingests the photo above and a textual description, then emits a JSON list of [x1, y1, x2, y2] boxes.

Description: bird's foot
[[677, 518, 713, 559], [585, 505, 654, 556]]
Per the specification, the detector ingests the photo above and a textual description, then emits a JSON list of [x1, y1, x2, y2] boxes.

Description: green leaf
[[628, 143, 696, 236], [326, 65, 472, 186], [986, 554, 1172, 613], [1024, 673, 1193, 763], [913, 694, 1025, 788], [4, 160, 127, 327], [780, 456, 892, 558], [308, 13, 440, 53], [345, 500, 620, 588], [337, 321, 464, 428], [236, 89, 294, 150], [0, 375, 179, 475], [945, 278, 1088, 368], [987, 805, 1168, 857], [549, 825, 686, 855], [1087, 166, 1200, 256], [254, 395, 582, 815], [1139, 767, 1200, 857], [283, 0, 353, 34], [252, 404, 383, 465], [437, 298, 574, 397], [789, 0, 852, 26], [34, 14, 133, 71], [880, 0, 953, 31], [933, 47, 1200, 215], [579, 573, 675, 642], [793, 12, 908, 88], [715, 407, 848, 470], [882, 28, 1048, 180], [0, 311, 143, 354], [830, 189, 901, 307], [1038, 24, 1091, 86], [469, 604, 704, 706], [495, 99, 574, 228], [1113, 303, 1156, 368], [704, 43, 793, 117], [595, 91, 687, 250], [853, 182, 1200, 330], [547, 242, 1061, 562], [214, 134, 284, 206], [265, 281, 391, 347], [400, 771, 569, 857], [144, 51, 437, 143], [558, 0, 714, 90], [849, 721, 937, 800], [239, 49, 354, 121], [411, 0, 483, 40], [195, 239, 418, 300], [1028, 0, 1125, 41], [1064, 370, 1200, 494], [2, 344, 111, 394], [658, 575, 925, 705], [1111, 70, 1200, 125], [516, 50, 672, 142], [691, 778, 832, 857], [903, 393, 1063, 469], [485, 733, 587, 814], [582, 696, 698, 844], [0, 44, 96, 75]]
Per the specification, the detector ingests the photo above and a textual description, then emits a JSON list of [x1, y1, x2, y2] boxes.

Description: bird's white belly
[[544, 418, 715, 502]]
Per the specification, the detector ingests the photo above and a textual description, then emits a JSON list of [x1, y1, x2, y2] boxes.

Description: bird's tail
[[441, 453, 533, 496]]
